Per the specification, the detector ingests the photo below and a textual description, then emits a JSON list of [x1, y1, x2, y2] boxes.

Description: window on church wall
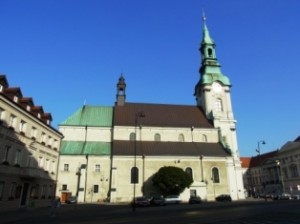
[[185, 167, 193, 180], [154, 133, 161, 141], [178, 134, 184, 142], [214, 99, 223, 112], [93, 185, 99, 193], [129, 132, 136, 141], [212, 167, 220, 183], [131, 167, 139, 184], [202, 134, 207, 142]]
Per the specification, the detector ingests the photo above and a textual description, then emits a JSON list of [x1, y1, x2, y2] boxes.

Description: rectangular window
[[9, 114, 16, 128], [95, 164, 100, 172], [41, 185, 46, 198], [9, 182, 16, 199], [0, 107, 4, 121], [62, 184, 67, 191], [0, 182, 4, 200], [19, 120, 26, 133], [64, 164, 69, 171], [31, 127, 37, 139], [14, 149, 22, 166], [41, 132, 46, 144], [4, 145, 11, 163], [93, 185, 99, 193]]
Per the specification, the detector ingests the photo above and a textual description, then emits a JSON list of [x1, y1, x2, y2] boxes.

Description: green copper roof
[[60, 105, 113, 127], [60, 141, 111, 155], [200, 72, 231, 86], [202, 22, 214, 45]]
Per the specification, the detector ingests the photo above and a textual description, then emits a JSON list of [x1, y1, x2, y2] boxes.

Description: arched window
[[131, 167, 139, 184], [129, 132, 136, 141], [214, 99, 223, 112], [178, 133, 184, 142], [185, 167, 193, 180], [207, 48, 213, 57], [202, 134, 207, 142], [212, 167, 220, 183], [154, 133, 161, 141]]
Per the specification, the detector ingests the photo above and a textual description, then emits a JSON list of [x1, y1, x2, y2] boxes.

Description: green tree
[[152, 166, 193, 196]]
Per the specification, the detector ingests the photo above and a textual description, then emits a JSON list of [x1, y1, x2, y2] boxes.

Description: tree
[[152, 166, 193, 196]]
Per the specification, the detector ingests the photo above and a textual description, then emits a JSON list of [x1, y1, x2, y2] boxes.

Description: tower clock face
[[212, 82, 222, 93]]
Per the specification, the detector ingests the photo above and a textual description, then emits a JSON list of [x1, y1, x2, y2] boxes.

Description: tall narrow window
[[202, 134, 207, 142], [154, 133, 161, 142], [185, 167, 193, 180], [178, 134, 185, 142], [9, 114, 16, 128], [31, 127, 37, 139], [207, 48, 213, 57], [14, 149, 22, 166], [0, 182, 5, 200], [41, 132, 46, 144], [0, 107, 4, 122], [131, 167, 139, 184], [212, 167, 220, 183], [19, 120, 26, 134], [9, 182, 16, 199], [62, 184, 67, 191], [3, 145, 11, 163], [214, 99, 223, 112]]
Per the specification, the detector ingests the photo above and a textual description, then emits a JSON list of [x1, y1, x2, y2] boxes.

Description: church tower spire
[[194, 14, 237, 156], [116, 74, 126, 106]]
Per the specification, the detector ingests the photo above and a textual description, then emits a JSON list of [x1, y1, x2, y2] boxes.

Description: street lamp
[[276, 160, 285, 193], [132, 111, 145, 212], [256, 140, 266, 155], [256, 140, 266, 194]]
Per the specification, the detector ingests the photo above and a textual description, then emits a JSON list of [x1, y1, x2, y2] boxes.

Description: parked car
[[164, 195, 181, 204], [132, 196, 150, 207], [189, 195, 202, 204], [65, 196, 77, 204], [278, 193, 291, 200], [150, 195, 165, 206], [291, 194, 300, 200], [215, 194, 232, 202]]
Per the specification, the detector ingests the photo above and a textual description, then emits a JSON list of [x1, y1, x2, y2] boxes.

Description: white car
[[164, 195, 181, 204]]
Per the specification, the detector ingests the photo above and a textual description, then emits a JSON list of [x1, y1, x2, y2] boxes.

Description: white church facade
[[56, 18, 245, 203]]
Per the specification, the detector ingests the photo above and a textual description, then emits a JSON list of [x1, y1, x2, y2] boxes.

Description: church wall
[[59, 126, 111, 142], [113, 126, 219, 143], [110, 155, 230, 202], [56, 155, 111, 203]]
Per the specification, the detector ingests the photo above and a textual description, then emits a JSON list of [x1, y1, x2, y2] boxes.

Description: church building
[[56, 18, 245, 203]]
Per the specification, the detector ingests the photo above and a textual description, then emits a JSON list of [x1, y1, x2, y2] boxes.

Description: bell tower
[[194, 14, 237, 157], [116, 74, 126, 106]]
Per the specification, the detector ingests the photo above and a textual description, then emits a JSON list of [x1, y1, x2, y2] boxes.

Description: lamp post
[[256, 140, 266, 194], [276, 160, 285, 193], [132, 111, 145, 212]]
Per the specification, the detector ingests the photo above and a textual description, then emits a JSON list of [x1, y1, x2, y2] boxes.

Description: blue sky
[[1, 0, 299, 157]]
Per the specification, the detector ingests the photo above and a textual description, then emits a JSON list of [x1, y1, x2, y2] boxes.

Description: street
[[1, 199, 300, 224]]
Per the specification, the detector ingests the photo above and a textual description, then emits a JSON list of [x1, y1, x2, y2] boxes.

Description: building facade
[[241, 136, 300, 197], [0, 75, 63, 211], [56, 18, 245, 203]]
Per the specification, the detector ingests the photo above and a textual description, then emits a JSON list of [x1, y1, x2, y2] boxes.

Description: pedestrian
[[50, 197, 61, 218]]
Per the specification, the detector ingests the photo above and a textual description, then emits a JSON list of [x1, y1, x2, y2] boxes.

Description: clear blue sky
[[1, 0, 299, 157]]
